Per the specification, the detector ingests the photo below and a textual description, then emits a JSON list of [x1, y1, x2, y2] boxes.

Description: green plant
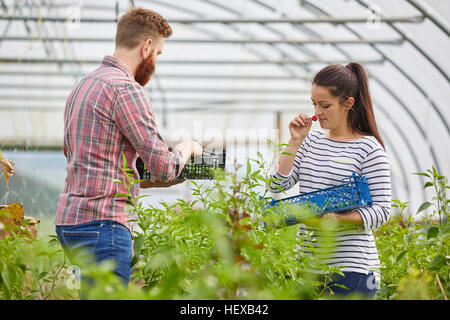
[[375, 168, 449, 300], [0, 228, 76, 300], [117, 148, 342, 300], [414, 166, 449, 224]]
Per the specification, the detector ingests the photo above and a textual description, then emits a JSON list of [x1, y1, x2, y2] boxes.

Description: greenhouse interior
[[0, 0, 448, 303]]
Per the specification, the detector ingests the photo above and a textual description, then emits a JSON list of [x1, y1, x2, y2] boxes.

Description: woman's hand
[[288, 113, 313, 143], [322, 211, 364, 225]]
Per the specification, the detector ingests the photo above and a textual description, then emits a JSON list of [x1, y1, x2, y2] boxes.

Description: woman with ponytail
[[269, 62, 391, 298]]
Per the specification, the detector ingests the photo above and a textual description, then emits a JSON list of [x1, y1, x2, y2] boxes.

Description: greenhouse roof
[[0, 0, 449, 211]]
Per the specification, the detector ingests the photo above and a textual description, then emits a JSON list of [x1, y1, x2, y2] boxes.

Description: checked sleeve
[[113, 83, 183, 182]]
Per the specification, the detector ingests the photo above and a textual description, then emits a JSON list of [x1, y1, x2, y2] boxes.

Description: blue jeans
[[326, 271, 377, 299], [56, 220, 132, 291]]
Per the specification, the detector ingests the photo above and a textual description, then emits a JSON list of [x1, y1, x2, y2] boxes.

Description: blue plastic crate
[[264, 173, 372, 226]]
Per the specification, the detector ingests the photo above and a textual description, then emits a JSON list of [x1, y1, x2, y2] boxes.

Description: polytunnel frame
[[142, 0, 438, 202], [167, 0, 411, 200], [0, 0, 448, 202], [151, 0, 445, 195]]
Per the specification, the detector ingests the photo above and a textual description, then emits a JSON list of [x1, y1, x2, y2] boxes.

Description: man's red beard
[[135, 51, 155, 87]]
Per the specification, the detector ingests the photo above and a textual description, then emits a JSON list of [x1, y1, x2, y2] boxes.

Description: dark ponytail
[[312, 62, 385, 149]]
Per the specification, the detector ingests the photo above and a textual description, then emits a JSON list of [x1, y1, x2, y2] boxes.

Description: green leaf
[[281, 151, 295, 157], [114, 193, 129, 198], [432, 166, 438, 177], [413, 172, 430, 178], [427, 226, 439, 239], [131, 256, 139, 267], [428, 254, 447, 271], [417, 202, 432, 214], [423, 182, 433, 189], [134, 235, 145, 259], [441, 224, 450, 235], [396, 250, 407, 263], [271, 184, 286, 194], [403, 234, 413, 246]]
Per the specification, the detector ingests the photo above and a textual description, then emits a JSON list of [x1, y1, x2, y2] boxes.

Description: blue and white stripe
[[269, 128, 391, 283]]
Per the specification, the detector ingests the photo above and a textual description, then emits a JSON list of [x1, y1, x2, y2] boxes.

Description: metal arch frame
[[142, 0, 310, 78], [294, 1, 445, 200], [127, 0, 421, 201], [141, 0, 314, 120], [0, 83, 311, 94], [0, 104, 315, 113], [193, 0, 319, 74], [140, 0, 301, 126], [0, 1, 444, 190], [405, 0, 449, 38], [4, 2, 442, 131], [251, 0, 450, 142], [244, 0, 425, 201], [0, 1, 376, 129], [0, 36, 406, 44], [0, 15, 424, 24], [41, 0, 84, 82], [0, 1, 426, 196], [299, 0, 444, 175], [371, 97, 415, 198], [0, 70, 313, 80], [355, 0, 450, 134], [300, 1, 449, 135], [0, 0, 52, 58], [0, 57, 385, 64], [150, 0, 420, 202], [0, 97, 311, 104]]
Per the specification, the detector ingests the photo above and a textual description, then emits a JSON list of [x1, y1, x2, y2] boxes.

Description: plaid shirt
[[55, 55, 182, 229]]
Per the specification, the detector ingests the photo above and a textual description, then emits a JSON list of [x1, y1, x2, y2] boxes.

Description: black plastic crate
[[136, 149, 226, 180]]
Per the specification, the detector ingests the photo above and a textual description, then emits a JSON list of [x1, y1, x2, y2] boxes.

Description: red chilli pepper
[[311, 115, 318, 121]]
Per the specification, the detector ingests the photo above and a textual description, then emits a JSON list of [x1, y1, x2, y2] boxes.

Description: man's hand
[[174, 140, 203, 165], [140, 178, 187, 189]]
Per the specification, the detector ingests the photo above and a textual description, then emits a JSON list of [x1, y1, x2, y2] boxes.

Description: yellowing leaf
[[0, 203, 24, 227], [0, 157, 15, 188]]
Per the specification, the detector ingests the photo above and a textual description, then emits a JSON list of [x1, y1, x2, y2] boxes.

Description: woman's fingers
[[290, 119, 301, 127], [293, 114, 312, 127], [295, 116, 305, 126]]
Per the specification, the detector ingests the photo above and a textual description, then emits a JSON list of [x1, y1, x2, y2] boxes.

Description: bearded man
[[54, 8, 202, 293]]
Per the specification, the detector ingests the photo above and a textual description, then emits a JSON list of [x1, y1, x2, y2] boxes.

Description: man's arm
[[113, 84, 201, 182]]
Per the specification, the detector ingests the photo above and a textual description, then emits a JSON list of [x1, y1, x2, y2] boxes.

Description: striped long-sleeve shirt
[[55, 55, 183, 230], [269, 128, 391, 282]]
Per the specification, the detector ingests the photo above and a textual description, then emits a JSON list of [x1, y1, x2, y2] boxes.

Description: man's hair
[[115, 7, 172, 49]]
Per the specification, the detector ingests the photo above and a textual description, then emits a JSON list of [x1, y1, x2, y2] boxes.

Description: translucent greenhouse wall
[[0, 0, 449, 219]]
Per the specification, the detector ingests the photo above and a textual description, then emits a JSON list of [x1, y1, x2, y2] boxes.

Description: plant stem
[[43, 256, 66, 300], [435, 274, 448, 300]]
